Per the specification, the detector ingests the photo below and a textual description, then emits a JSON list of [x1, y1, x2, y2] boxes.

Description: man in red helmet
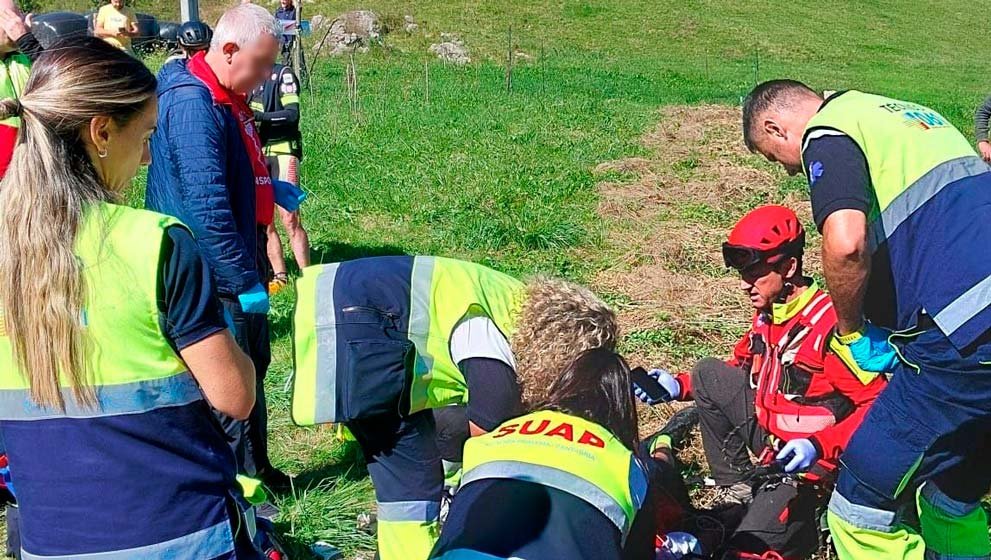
[[635, 205, 886, 559]]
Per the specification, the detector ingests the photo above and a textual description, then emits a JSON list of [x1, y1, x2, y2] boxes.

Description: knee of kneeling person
[[691, 357, 728, 397]]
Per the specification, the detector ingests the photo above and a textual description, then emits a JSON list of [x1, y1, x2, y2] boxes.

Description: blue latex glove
[[238, 283, 270, 314], [0, 465, 14, 499], [848, 323, 898, 371], [776, 438, 819, 473], [830, 322, 898, 377], [634, 368, 681, 405], [273, 180, 307, 212], [656, 532, 702, 560]]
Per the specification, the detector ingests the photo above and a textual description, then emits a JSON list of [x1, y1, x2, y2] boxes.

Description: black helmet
[[177, 21, 212, 50]]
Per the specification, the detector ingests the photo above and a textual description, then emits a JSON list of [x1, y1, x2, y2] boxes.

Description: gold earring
[[98, 149, 108, 159]]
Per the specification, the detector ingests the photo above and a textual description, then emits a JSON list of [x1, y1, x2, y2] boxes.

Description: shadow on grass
[[311, 241, 410, 265], [267, 242, 410, 338], [292, 441, 369, 490]]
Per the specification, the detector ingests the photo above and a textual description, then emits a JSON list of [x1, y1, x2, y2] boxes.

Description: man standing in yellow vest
[[94, 0, 138, 52], [743, 80, 991, 560], [292, 256, 618, 560]]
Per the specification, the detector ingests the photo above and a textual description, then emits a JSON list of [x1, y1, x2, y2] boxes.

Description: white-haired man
[[146, 4, 292, 490]]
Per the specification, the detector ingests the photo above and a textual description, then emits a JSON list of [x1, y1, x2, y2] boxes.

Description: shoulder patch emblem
[[808, 161, 824, 185]]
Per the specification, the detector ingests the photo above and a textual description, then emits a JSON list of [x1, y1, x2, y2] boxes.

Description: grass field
[[24, 0, 991, 558]]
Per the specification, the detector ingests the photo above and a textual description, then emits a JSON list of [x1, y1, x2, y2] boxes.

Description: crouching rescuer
[[291, 256, 618, 560], [634, 205, 886, 559]]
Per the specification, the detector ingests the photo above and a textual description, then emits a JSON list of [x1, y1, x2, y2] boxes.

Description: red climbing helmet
[[722, 205, 805, 270]]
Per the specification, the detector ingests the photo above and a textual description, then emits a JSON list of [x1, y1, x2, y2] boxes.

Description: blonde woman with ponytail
[[0, 37, 260, 559]]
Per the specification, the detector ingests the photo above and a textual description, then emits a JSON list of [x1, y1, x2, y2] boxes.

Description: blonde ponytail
[[0, 38, 157, 410]]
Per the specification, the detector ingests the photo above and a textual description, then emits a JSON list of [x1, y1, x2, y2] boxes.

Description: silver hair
[[211, 3, 280, 51]]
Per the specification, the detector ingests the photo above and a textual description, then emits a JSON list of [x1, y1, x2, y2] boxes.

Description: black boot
[[258, 465, 294, 494], [645, 405, 700, 454]]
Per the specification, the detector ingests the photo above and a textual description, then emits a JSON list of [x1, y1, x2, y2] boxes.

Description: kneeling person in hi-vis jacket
[[430, 349, 657, 560], [291, 256, 618, 560]]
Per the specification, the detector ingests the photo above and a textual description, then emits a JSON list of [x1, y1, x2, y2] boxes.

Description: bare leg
[[279, 206, 311, 270], [266, 222, 287, 279]]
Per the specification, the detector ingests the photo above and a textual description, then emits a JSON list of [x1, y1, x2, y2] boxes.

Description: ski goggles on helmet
[[721, 239, 803, 271]]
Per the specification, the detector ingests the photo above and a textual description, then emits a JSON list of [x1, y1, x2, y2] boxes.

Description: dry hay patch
[[593, 105, 786, 374], [592, 104, 814, 431]]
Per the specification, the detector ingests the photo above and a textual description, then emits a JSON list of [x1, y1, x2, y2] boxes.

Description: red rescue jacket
[[675, 282, 886, 477]]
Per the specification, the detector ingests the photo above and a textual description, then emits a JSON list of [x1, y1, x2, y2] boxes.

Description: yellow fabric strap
[[828, 336, 880, 385], [835, 329, 864, 345], [827, 510, 925, 560], [377, 519, 439, 560], [236, 475, 268, 506], [770, 281, 820, 324]]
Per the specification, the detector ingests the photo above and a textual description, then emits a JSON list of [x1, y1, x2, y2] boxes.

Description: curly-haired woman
[[291, 255, 619, 560]]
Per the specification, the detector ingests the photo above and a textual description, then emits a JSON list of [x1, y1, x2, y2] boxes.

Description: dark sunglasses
[[722, 240, 803, 271]]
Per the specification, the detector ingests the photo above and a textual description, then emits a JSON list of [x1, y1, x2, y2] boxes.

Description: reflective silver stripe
[[800, 292, 830, 318], [0, 371, 202, 421], [377, 500, 441, 522], [879, 156, 990, 240], [924, 551, 990, 560], [801, 128, 849, 153], [436, 551, 526, 560], [20, 519, 233, 560], [867, 220, 886, 253], [933, 274, 991, 338], [921, 482, 980, 517], [313, 263, 340, 423], [828, 490, 897, 533], [462, 460, 630, 534], [408, 257, 436, 409]]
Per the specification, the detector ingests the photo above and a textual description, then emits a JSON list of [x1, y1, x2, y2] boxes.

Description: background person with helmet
[[291, 255, 619, 560], [634, 205, 886, 559], [430, 349, 657, 560], [743, 79, 991, 560], [250, 60, 310, 293], [0, 37, 258, 559], [167, 20, 212, 63]]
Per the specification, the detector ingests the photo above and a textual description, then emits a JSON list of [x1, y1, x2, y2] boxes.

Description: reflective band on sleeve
[[435, 551, 527, 560], [921, 482, 980, 517], [462, 460, 630, 534], [313, 264, 341, 424], [377, 500, 441, 522], [933, 274, 991, 338], [828, 490, 898, 533], [0, 371, 201, 421], [407, 257, 436, 412], [879, 156, 991, 240], [20, 518, 234, 560], [801, 127, 850, 153], [919, 482, 991, 559]]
